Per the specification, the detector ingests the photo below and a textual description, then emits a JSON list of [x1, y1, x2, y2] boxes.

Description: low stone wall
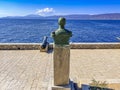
[[0, 43, 120, 50], [0, 43, 40, 50], [70, 43, 120, 49]]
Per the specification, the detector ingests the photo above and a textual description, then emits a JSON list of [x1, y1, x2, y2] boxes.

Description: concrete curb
[[0, 43, 120, 50], [70, 43, 120, 49], [0, 43, 40, 50]]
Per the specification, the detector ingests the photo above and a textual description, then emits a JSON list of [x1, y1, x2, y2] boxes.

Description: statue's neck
[[59, 25, 65, 29]]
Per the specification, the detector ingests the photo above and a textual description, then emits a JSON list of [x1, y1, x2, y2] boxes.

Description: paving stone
[[0, 49, 120, 90]]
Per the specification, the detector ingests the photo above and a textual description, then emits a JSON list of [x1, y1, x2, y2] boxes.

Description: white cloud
[[36, 8, 55, 16]]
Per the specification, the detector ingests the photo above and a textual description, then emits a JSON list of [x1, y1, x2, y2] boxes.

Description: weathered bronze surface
[[51, 17, 72, 45]]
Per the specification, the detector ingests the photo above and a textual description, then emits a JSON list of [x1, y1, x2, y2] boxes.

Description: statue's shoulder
[[65, 29, 72, 36], [65, 29, 72, 33]]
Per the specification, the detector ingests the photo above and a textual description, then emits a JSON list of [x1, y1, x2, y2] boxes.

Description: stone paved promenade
[[0, 49, 120, 90]]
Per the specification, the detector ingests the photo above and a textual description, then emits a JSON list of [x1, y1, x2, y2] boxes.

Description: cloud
[[36, 8, 55, 16]]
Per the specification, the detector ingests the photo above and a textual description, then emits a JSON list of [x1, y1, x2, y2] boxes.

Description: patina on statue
[[51, 17, 72, 87], [51, 17, 72, 45]]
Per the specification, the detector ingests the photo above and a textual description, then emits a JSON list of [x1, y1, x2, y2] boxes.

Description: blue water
[[0, 19, 120, 43]]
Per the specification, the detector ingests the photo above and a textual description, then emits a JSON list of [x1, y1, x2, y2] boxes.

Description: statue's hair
[[58, 17, 66, 25]]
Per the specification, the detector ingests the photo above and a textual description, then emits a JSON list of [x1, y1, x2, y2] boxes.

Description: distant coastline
[[1, 13, 120, 20]]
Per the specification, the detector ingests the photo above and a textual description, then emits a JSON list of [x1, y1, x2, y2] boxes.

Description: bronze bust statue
[[51, 17, 72, 45]]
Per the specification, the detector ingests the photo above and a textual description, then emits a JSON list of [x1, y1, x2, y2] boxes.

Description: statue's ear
[[52, 32, 55, 35], [51, 32, 55, 37]]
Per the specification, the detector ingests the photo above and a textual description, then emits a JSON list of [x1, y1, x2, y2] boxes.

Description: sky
[[0, 0, 120, 17]]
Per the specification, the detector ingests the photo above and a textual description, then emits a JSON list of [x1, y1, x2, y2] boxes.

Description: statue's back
[[51, 17, 72, 46], [53, 29, 72, 45]]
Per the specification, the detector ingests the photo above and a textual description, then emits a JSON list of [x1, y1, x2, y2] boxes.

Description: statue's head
[[58, 17, 66, 26]]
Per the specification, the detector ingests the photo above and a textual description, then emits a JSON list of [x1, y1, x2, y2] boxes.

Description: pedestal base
[[49, 80, 75, 90], [52, 85, 71, 90]]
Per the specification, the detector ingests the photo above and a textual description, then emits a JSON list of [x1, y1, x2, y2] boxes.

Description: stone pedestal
[[53, 45, 70, 86]]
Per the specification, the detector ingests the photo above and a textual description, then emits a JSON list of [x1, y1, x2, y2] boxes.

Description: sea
[[0, 19, 120, 43]]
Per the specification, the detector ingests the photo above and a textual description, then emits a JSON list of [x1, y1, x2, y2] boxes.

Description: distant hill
[[1, 13, 120, 20], [91, 13, 120, 20]]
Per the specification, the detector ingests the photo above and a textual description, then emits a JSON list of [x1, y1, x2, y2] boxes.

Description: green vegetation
[[90, 79, 108, 88], [89, 79, 109, 90]]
